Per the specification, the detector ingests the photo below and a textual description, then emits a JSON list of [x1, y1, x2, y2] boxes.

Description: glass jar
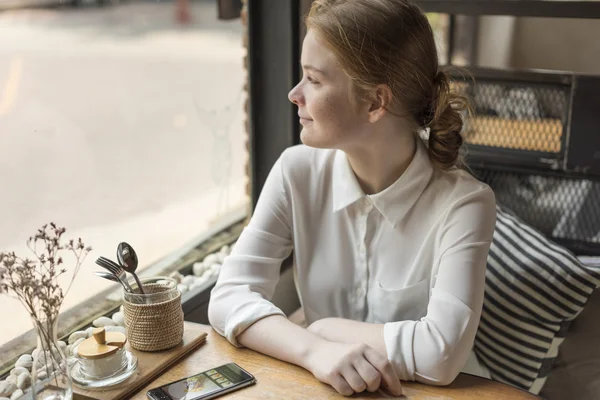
[[71, 327, 138, 389], [123, 276, 179, 304]]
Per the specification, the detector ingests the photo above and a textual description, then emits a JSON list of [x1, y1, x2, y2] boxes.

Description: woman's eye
[[306, 76, 320, 85]]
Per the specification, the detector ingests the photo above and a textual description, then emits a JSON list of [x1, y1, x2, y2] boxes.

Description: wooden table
[[125, 322, 539, 400]]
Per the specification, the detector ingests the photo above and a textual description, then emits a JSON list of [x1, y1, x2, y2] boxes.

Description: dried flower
[[0, 223, 92, 325]]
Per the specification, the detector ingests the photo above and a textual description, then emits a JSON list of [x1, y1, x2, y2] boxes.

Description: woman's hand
[[302, 340, 403, 397]]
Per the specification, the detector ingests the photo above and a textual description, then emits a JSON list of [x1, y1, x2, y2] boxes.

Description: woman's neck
[[344, 126, 417, 195]]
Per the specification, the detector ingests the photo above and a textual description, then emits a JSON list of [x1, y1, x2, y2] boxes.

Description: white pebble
[[112, 311, 125, 326], [36, 370, 47, 381], [4, 376, 16, 386], [192, 262, 207, 276], [68, 331, 87, 345], [15, 355, 32, 369], [16, 373, 30, 390], [203, 253, 218, 265], [93, 316, 115, 327], [219, 244, 230, 254], [33, 352, 47, 368], [10, 389, 23, 400], [31, 349, 39, 360], [105, 326, 126, 335], [0, 380, 17, 397], [197, 275, 209, 285], [200, 269, 212, 279], [177, 284, 188, 294], [181, 275, 195, 287], [71, 338, 86, 356], [216, 253, 227, 263], [10, 368, 27, 377], [169, 271, 184, 283], [86, 327, 95, 337], [57, 341, 67, 354]]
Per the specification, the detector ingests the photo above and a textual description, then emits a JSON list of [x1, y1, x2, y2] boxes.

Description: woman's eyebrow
[[302, 64, 326, 75]]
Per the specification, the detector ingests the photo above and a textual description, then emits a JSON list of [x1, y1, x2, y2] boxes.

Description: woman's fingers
[[340, 364, 368, 393], [353, 357, 382, 392], [329, 373, 354, 397], [364, 346, 403, 396]]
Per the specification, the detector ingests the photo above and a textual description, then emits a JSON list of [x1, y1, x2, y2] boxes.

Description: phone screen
[[156, 363, 254, 400]]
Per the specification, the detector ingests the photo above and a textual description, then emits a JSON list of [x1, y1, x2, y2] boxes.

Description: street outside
[[0, 0, 248, 345]]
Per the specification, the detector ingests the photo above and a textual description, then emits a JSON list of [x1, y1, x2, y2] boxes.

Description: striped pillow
[[474, 206, 600, 395]]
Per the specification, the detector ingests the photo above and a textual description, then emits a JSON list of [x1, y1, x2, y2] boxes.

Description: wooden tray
[[73, 322, 210, 400]]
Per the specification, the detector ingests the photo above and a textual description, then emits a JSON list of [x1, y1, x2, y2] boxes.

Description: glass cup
[[123, 276, 179, 304]]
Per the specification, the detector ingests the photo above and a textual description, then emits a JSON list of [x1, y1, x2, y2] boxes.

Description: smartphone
[[146, 362, 256, 400]]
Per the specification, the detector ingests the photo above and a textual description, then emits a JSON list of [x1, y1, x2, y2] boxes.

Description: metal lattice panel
[[472, 168, 600, 248], [453, 81, 569, 153]]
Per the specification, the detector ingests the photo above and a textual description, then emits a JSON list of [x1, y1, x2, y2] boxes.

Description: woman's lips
[[299, 117, 313, 124]]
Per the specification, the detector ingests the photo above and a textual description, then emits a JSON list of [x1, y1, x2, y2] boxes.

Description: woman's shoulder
[[429, 167, 495, 207]]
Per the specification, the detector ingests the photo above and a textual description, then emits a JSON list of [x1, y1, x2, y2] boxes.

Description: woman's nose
[[288, 84, 304, 106]]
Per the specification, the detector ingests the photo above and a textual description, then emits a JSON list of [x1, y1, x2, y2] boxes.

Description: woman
[[208, 0, 496, 396]]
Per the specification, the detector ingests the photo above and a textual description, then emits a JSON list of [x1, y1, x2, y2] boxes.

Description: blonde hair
[[307, 0, 470, 170]]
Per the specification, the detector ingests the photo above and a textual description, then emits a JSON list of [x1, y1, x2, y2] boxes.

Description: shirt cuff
[[384, 320, 418, 381], [224, 300, 286, 347]]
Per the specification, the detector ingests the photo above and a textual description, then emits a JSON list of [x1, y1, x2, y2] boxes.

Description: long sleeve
[[383, 187, 496, 385], [208, 154, 294, 346]]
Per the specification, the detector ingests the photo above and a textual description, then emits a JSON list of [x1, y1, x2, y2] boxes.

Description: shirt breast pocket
[[370, 279, 430, 323]]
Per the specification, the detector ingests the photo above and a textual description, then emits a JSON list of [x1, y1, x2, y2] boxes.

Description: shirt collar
[[332, 138, 434, 227]]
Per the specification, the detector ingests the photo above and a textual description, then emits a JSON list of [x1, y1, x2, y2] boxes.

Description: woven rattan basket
[[123, 283, 184, 352]]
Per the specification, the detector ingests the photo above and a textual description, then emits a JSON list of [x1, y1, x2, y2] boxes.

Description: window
[[0, 0, 248, 359]]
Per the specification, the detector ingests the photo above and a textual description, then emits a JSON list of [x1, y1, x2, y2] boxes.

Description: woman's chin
[[300, 128, 332, 149]]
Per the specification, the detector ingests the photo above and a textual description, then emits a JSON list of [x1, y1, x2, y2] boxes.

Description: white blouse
[[208, 138, 497, 384]]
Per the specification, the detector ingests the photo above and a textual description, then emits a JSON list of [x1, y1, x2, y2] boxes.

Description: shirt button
[[356, 287, 365, 297]]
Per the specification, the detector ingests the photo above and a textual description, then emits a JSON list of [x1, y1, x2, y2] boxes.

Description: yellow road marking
[[0, 56, 23, 117]]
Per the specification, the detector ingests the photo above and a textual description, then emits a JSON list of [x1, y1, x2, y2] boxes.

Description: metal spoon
[[94, 271, 133, 293], [95, 257, 134, 293], [117, 242, 145, 294]]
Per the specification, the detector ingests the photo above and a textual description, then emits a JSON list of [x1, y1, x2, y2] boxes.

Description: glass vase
[[30, 317, 73, 400]]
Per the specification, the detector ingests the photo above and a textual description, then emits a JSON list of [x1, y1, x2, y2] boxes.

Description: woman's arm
[[238, 315, 403, 397], [207, 153, 293, 345], [237, 315, 322, 367], [308, 188, 496, 386], [307, 318, 387, 354]]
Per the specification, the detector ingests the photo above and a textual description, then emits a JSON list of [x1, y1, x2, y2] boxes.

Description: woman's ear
[[367, 84, 393, 123]]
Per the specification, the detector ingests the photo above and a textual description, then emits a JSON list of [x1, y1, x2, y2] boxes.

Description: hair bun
[[426, 71, 470, 170]]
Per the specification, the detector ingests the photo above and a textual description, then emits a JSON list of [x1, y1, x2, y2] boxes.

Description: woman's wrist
[[298, 334, 329, 372]]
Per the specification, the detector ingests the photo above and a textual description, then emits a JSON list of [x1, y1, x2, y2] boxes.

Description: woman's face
[[288, 30, 371, 150]]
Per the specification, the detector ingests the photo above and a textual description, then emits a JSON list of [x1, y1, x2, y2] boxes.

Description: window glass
[[0, 0, 248, 349]]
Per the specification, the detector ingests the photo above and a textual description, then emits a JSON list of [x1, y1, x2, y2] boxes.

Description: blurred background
[[0, 0, 247, 345]]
